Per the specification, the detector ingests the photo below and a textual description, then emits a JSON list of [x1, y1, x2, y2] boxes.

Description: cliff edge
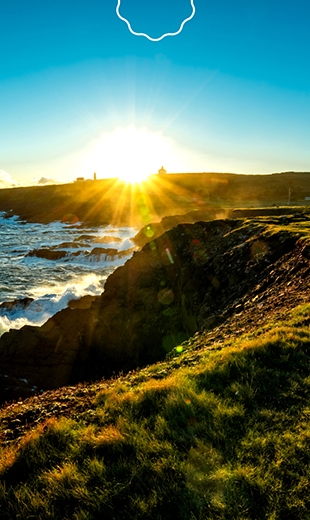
[[0, 214, 310, 402]]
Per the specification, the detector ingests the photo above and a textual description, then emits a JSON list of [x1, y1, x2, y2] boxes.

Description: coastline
[[0, 172, 310, 227], [1, 211, 310, 403]]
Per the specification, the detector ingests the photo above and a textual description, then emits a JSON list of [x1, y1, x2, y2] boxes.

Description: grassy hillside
[[0, 171, 309, 226], [1, 302, 310, 519], [1, 212, 310, 518]]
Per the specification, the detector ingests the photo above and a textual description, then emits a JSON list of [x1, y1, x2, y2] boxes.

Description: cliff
[[0, 213, 310, 403]]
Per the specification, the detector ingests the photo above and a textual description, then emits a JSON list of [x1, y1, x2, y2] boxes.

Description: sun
[[85, 126, 177, 184]]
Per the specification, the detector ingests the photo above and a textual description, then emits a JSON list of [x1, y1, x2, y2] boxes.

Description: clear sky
[[0, 0, 310, 186]]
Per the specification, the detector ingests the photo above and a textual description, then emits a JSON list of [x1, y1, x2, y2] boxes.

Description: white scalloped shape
[[116, 0, 196, 42]]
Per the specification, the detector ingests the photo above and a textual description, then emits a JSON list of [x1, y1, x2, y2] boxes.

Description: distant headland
[[0, 171, 309, 226]]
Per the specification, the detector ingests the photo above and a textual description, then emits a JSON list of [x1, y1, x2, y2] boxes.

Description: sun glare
[[85, 126, 178, 184]]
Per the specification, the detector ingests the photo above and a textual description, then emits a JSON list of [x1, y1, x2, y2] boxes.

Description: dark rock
[[88, 247, 118, 258], [0, 307, 95, 391], [0, 371, 38, 404], [87, 247, 136, 260], [0, 217, 306, 402], [0, 297, 34, 311], [27, 248, 67, 260], [68, 295, 97, 309], [133, 207, 223, 248], [301, 243, 310, 259]]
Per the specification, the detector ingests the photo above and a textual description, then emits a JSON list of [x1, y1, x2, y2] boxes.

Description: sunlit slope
[[0, 171, 309, 225], [0, 215, 310, 518], [1, 304, 310, 519], [1, 213, 310, 404]]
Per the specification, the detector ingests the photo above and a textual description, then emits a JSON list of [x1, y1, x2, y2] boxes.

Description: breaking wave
[[0, 213, 137, 335]]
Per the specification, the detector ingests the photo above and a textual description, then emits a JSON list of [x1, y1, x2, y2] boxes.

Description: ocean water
[[0, 212, 137, 336]]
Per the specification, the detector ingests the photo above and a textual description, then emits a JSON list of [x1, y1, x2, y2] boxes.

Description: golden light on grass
[[80, 173, 180, 228]]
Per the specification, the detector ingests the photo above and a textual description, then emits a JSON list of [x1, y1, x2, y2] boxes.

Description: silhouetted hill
[[0, 171, 309, 225]]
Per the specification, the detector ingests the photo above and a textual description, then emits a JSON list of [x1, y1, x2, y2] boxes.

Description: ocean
[[0, 212, 137, 336]]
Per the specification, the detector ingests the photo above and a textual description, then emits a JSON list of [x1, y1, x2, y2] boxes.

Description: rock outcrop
[[26, 248, 68, 260], [133, 207, 223, 248], [0, 216, 309, 403], [0, 298, 34, 311]]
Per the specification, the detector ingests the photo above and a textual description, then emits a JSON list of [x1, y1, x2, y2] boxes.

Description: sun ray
[[76, 125, 207, 228], [83, 125, 179, 185]]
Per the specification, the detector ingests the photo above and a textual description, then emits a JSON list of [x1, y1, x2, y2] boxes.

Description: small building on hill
[[158, 166, 167, 175]]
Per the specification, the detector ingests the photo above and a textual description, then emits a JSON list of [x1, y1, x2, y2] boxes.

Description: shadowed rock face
[[26, 248, 68, 260], [0, 217, 308, 402]]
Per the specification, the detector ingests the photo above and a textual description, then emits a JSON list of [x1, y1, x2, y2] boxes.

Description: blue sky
[[0, 0, 309, 185]]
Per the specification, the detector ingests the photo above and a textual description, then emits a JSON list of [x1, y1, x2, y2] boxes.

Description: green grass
[[1, 304, 310, 519]]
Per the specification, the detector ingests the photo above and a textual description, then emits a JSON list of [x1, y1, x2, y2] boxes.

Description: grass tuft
[[1, 304, 310, 518]]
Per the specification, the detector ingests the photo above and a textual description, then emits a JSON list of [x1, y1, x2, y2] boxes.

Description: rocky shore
[[0, 212, 310, 404]]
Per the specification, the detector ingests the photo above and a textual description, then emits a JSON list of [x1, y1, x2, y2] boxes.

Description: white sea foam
[[0, 273, 104, 334], [0, 216, 138, 335]]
